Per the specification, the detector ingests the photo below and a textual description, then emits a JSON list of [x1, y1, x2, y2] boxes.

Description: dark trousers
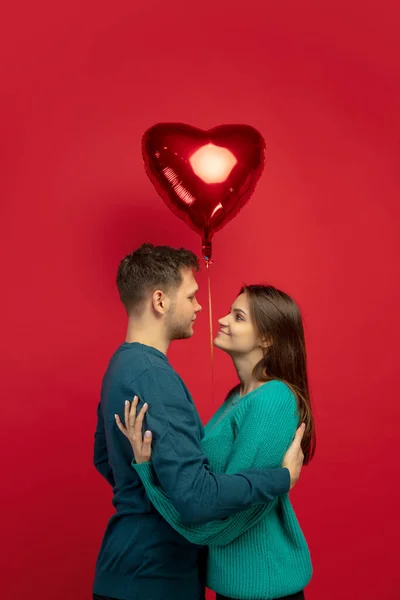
[[93, 593, 206, 600], [93, 588, 206, 600], [216, 591, 304, 600], [93, 591, 304, 600]]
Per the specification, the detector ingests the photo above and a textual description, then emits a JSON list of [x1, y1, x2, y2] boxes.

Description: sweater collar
[[121, 341, 169, 363]]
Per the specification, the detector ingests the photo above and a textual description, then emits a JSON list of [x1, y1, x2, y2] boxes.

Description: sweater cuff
[[277, 467, 291, 494], [131, 460, 157, 485]]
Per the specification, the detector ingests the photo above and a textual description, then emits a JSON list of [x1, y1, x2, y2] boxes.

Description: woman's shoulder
[[260, 379, 294, 395], [251, 380, 297, 411], [234, 380, 298, 430]]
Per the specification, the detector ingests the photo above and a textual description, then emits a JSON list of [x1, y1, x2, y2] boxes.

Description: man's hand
[[282, 423, 305, 490]]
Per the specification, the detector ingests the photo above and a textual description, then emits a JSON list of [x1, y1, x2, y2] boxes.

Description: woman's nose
[[218, 315, 229, 326]]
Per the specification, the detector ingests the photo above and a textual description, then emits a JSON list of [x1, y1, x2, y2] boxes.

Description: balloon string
[[206, 260, 216, 404]]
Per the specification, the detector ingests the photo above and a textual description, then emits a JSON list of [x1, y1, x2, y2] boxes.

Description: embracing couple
[[93, 243, 315, 600]]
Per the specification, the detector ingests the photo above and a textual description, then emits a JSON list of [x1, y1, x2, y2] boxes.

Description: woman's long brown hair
[[229, 285, 316, 464]]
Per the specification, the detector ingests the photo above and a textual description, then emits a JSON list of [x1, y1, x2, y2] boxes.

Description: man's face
[[166, 268, 202, 340]]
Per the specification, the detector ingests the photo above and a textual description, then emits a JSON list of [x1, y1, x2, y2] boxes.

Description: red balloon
[[142, 123, 265, 261]]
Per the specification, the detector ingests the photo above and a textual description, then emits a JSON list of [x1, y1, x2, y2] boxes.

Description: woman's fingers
[[135, 403, 148, 434], [143, 431, 152, 457], [124, 399, 130, 428], [115, 399, 151, 463], [115, 397, 147, 447], [114, 413, 127, 437], [128, 396, 139, 428]]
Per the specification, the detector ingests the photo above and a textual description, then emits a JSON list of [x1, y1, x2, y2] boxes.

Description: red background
[[1, 1, 399, 599]]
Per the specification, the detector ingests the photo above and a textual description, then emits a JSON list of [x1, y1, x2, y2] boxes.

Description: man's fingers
[[295, 423, 306, 443], [296, 425, 305, 462]]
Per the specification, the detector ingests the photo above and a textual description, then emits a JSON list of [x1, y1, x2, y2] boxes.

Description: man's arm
[[131, 381, 301, 544], [94, 401, 115, 487], [129, 368, 290, 525]]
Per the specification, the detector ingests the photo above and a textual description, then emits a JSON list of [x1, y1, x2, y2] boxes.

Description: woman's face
[[214, 293, 264, 355]]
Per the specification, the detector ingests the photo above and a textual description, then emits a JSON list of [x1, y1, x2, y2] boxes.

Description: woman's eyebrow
[[231, 307, 247, 315]]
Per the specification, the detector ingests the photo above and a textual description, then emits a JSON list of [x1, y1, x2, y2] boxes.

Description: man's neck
[[125, 320, 170, 355]]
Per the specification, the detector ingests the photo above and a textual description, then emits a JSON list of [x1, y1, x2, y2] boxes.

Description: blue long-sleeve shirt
[[93, 342, 290, 600]]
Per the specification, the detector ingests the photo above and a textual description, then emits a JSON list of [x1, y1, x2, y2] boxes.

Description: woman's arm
[[132, 461, 271, 545], [128, 381, 299, 546], [118, 370, 290, 526]]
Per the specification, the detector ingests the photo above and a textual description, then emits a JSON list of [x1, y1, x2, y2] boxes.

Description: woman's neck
[[232, 351, 265, 397]]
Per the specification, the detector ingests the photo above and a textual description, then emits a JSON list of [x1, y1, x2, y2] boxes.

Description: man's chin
[[171, 327, 194, 340]]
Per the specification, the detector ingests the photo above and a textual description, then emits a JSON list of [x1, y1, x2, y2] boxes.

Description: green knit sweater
[[133, 380, 312, 599]]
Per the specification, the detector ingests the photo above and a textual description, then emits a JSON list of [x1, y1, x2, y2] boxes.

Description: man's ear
[[152, 290, 169, 315]]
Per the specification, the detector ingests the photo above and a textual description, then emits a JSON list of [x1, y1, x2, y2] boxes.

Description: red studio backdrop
[[1, 2, 399, 600]]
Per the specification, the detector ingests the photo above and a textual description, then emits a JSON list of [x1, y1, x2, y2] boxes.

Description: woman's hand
[[114, 396, 153, 464]]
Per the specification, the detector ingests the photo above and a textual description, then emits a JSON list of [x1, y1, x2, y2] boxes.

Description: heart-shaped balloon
[[142, 123, 265, 261]]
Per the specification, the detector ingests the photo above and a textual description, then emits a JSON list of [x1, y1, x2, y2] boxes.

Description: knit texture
[[94, 343, 290, 600], [133, 380, 313, 599]]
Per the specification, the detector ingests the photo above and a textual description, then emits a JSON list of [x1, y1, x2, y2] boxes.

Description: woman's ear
[[261, 337, 272, 349]]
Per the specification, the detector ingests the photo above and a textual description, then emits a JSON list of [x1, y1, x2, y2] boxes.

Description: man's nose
[[195, 301, 202, 313]]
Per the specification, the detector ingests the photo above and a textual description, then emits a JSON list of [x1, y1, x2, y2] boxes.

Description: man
[[93, 243, 305, 600]]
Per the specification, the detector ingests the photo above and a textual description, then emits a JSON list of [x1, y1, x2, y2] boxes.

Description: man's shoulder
[[134, 361, 186, 390], [104, 343, 194, 399], [109, 343, 171, 372]]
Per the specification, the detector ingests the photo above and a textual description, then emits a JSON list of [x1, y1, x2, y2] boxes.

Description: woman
[[116, 284, 315, 600]]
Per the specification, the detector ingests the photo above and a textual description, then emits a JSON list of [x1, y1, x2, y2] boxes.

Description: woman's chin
[[213, 336, 228, 351]]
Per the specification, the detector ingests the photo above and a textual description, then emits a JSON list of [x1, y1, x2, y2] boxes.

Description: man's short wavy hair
[[116, 243, 199, 314]]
